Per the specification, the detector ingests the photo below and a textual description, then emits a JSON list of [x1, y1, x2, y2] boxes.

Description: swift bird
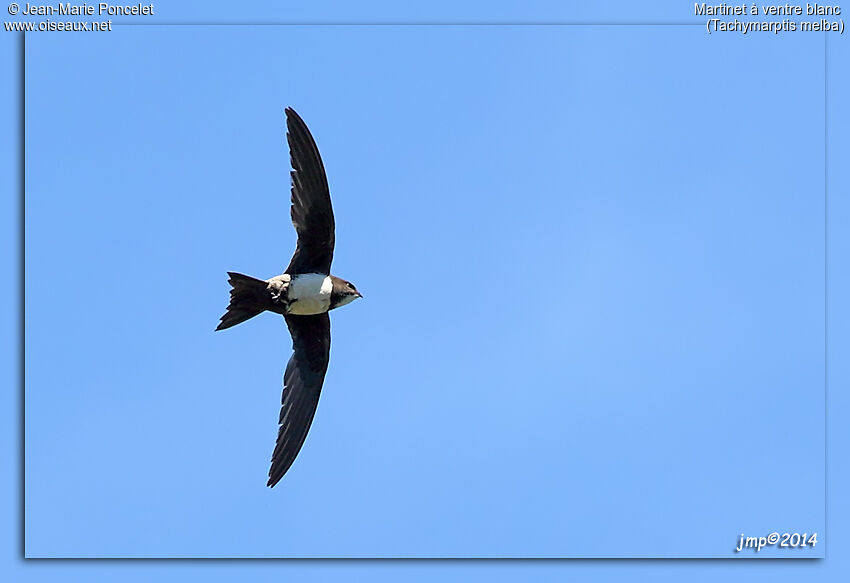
[[216, 107, 362, 487]]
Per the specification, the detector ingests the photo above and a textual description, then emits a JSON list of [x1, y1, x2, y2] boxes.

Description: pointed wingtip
[[285, 107, 308, 128]]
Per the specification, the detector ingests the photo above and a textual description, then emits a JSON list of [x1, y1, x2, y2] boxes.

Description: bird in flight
[[216, 107, 362, 487]]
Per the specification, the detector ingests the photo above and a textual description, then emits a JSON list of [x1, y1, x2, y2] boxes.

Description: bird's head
[[329, 276, 363, 309]]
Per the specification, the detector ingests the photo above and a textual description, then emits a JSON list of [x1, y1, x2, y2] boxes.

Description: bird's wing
[[268, 313, 331, 487], [284, 107, 335, 275]]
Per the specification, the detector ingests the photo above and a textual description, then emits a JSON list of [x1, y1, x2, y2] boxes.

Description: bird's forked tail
[[216, 272, 268, 331]]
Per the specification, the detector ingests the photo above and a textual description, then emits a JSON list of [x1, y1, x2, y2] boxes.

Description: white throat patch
[[286, 273, 332, 315]]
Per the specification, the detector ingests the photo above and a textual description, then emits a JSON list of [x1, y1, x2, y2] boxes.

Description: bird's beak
[[356, 291, 363, 298]]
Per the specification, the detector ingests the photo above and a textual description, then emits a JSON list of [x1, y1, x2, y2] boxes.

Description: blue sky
[[2, 0, 849, 580]]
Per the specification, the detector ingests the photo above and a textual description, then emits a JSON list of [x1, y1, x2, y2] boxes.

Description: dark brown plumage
[[215, 107, 361, 488], [268, 313, 331, 486], [285, 107, 335, 276]]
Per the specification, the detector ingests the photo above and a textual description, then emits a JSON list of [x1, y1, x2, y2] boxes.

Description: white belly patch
[[285, 273, 332, 315]]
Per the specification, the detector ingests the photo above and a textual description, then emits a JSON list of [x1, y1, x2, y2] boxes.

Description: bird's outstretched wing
[[268, 313, 331, 487], [284, 107, 335, 275]]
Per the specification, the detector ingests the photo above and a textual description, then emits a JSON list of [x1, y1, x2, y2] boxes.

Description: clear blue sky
[[2, 0, 849, 580]]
